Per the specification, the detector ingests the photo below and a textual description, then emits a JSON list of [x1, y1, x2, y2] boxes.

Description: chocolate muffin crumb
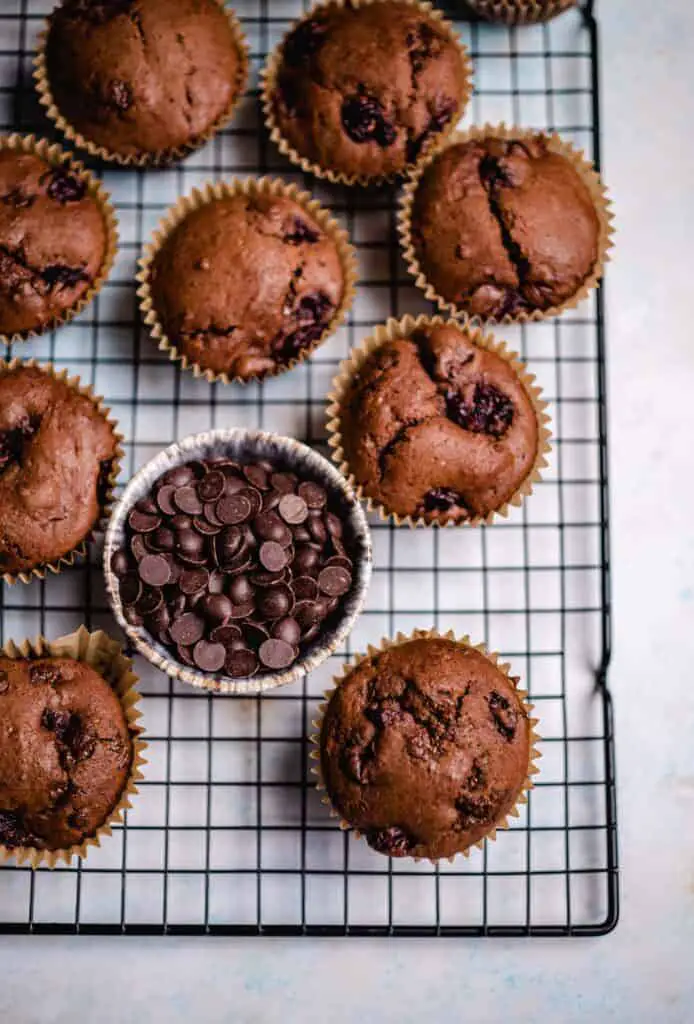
[[410, 135, 601, 319], [320, 637, 531, 860], [339, 322, 540, 522], [0, 657, 132, 852], [271, 2, 469, 181]]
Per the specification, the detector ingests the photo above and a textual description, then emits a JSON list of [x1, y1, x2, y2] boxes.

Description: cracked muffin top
[[410, 134, 601, 319], [149, 192, 346, 380], [0, 656, 132, 852], [0, 150, 108, 336], [338, 322, 540, 522], [0, 365, 118, 576], [269, 1, 469, 182], [320, 637, 531, 860], [44, 0, 247, 160]]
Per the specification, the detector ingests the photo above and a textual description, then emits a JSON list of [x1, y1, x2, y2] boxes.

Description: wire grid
[[0, 0, 617, 936]]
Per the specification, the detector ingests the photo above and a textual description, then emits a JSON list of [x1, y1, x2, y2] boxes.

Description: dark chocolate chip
[[193, 516, 220, 536], [317, 565, 352, 597], [177, 644, 196, 667], [259, 541, 288, 572], [278, 493, 308, 525], [229, 600, 256, 620], [294, 600, 320, 632], [256, 583, 293, 621], [162, 465, 195, 488], [170, 613, 205, 646], [341, 91, 397, 147], [446, 383, 515, 438], [179, 568, 209, 596], [210, 623, 243, 646], [193, 640, 226, 673], [216, 494, 252, 525], [293, 545, 320, 576], [366, 826, 414, 857], [174, 485, 203, 516], [110, 550, 130, 577], [176, 529, 206, 563], [44, 168, 86, 204], [254, 511, 292, 546], [128, 508, 161, 533], [199, 593, 233, 626], [136, 587, 163, 617], [120, 573, 142, 606], [225, 648, 259, 678], [272, 616, 301, 647], [228, 574, 254, 605], [197, 471, 225, 502], [243, 464, 269, 490], [243, 621, 270, 650], [259, 638, 295, 670], [291, 575, 319, 602]]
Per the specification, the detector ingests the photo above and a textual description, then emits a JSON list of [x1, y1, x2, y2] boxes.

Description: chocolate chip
[[278, 493, 308, 525], [259, 541, 288, 572], [44, 169, 86, 204], [243, 464, 269, 490], [272, 616, 301, 647], [174, 485, 203, 516], [197, 471, 225, 501], [179, 568, 209, 596], [203, 501, 224, 527], [120, 573, 142, 606], [177, 644, 196, 667], [138, 554, 171, 587], [216, 494, 252, 525], [291, 575, 318, 602], [199, 593, 232, 626], [256, 584, 293, 621], [446, 383, 515, 438], [293, 545, 320, 576], [229, 600, 256, 620], [136, 587, 163, 617], [341, 91, 397, 147], [254, 511, 292, 546], [318, 565, 352, 597], [162, 465, 194, 488], [128, 508, 160, 533], [193, 516, 220, 536], [209, 623, 242, 645], [176, 529, 206, 563], [228, 574, 253, 605], [193, 640, 226, 673], [259, 638, 295, 670], [366, 826, 414, 857], [170, 613, 205, 646], [243, 621, 270, 650], [225, 648, 259, 678], [150, 526, 175, 552], [110, 550, 130, 577]]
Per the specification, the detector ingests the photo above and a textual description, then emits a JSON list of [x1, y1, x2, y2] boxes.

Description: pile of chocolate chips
[[111, 456, 356, 678]]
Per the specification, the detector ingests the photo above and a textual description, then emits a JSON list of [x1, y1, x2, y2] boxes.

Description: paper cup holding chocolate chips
[[310, 628, 541, 862], [0, 134, 117, 344], [0, 626, 146, 870], [399, 125, 613, 324], [327, 314, 551, 527], [104, 429, 372, 695], [0, 359, 124, 586], [464, 0, 577, 24], [261, 0, 473, 187], [136, 177, 357, 385]]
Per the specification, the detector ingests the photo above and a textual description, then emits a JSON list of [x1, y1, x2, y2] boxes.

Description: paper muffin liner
[[0, 134, 118, 345], [261, 0, 473, 188], [326, 313, 552, 527], [399, 124, 614, 325], [465, 0, 577, 23], [103, 428, 373, 696], [310, 627, 541, 862], [0, 358, 124, 586], [33, 2, 249, 168], [0, 626, 146, 870], [136, 176, 357, 385]]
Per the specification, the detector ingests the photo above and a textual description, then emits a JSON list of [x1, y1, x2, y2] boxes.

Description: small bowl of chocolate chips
[[103, 429, 372, 694]]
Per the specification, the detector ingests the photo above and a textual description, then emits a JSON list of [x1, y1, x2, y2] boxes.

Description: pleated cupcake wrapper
[[465, 0, 577, 24], [103, 427, 373, 695], [0, 134, 118, 345], [310, 627, 541, 863], [261, 0, 473, 188], [398, 123, 614, 325], [0, 626, 146, 870], [136, 176, 358, 386], [326, 313, 552, 528], [33, 2, 249, 168], [0, 358, 124, 586]]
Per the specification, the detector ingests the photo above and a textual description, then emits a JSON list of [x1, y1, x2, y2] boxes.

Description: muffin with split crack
[[332, 319, 548, 524], [264, 0, 471, 184], [0, 145, 113, 338], [143, 184, 355, 382], [318, 634, 535, 860]]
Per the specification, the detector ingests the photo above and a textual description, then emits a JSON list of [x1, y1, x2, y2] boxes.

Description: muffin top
[[410, 135, 600, 318], [320, 637, 531, 860], [339, 322, 539, 521], [0, 150, 107, 336], [150, 192, 345, 380], [0, 656, 132, 852], [44, 0, 247, 159], [271, 1, 469, 181], [0, 365, 117, 575]]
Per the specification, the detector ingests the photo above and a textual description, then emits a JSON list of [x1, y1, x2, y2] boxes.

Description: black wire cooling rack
[[0, 0, 617, 936]]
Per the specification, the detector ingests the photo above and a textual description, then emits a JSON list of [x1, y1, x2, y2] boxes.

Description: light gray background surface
[[1, 1, 692, 1020]]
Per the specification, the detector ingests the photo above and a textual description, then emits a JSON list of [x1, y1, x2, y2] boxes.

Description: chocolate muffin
[[466, 0, 576, 23], [0, 148, 109, 337], [407, 134, 602, 319], [0, 364, 118, 576], [337, 321, 543, 522], [0, 656, 132, 852], [147, 190, 348, 380], [41, 0, 248, 163], [266, 1, 470, 182], [320, 636, 532, 860]]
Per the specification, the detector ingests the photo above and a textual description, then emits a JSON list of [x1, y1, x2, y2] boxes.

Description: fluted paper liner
[[33, 3, 249, 168], [261, 0, 473, 188], [326, 314, 552, 527], [0, 358, 124, 586], [136, 177, 358, 385], [310, 627, 541, 862], [399, 124, 614, 324], [0, 134, 118, 345], [0, 626, 146, 870], [103, 428, 372, 695], [465, 0, 577, 24]]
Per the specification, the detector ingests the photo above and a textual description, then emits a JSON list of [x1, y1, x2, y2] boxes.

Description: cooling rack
[[0, 0, 617, 936]]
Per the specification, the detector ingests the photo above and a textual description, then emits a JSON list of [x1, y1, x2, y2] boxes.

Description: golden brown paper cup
[[261, 0, 473, 188], [465, 0, 577, 23], [310, 627, 541, 862], [326, 313, 552, 527], [33, 2, 249, 168], [0, 134, 118, 345], [399, 124, 614, 325], [0, 626, 146, 869], [136, 176, 358, 385], [0, 358, 124, 586]]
